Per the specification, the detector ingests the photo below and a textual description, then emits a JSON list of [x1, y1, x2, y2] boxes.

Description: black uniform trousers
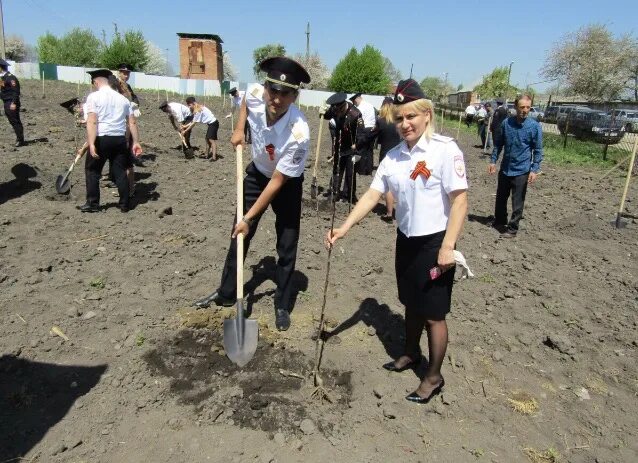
[[3, 101, 24, 143], [332, 152, 357, 202], [494, 170, 528, 233], [217, 162, 303, 311], [85, 136, 130, 209]]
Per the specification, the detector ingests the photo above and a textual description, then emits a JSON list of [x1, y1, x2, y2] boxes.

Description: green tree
[[419, 76, 453, 102], [252, 43, 286, 80], [328, 45, 391, 95], [101, 27, 149, 71], [383, 57, 402, 83], [542, 24, 634, 102], [36, 32, 60, 63], [57, 28, 102, 66], [473, 66, 518, 99]]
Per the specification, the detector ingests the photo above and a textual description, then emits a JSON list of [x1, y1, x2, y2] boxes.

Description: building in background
[[177, 33, 224, 81]]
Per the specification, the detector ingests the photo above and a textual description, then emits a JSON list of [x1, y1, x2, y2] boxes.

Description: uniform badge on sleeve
[[454, 155, 466, 178], [292, 147, 306, 164]]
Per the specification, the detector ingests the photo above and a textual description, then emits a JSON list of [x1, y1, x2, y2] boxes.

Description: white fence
[[8, 60, 386, 109]]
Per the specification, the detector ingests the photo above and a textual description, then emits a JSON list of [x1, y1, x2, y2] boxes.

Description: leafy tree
[[328, 45, 391, 95], [473, 66, 518, 99], [419, 76, 453, 102], [625, 39, 638, 101], [36, 32, 60, 63], [223, 52, 238, 81], [57, 28, 102, 66], [542, 24, 634, 102], [5, 35, 28, 61], [292, 52, 330, 89], [101, 27, 149, 71], [252, 43, 286, 79]]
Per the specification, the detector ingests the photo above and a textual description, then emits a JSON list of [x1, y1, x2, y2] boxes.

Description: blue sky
[[5, 0, 637, 91]]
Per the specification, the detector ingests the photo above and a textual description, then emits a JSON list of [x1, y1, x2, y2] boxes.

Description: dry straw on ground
[[508, 391, 539, 415]]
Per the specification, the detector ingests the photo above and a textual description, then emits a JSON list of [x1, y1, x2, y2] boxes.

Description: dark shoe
[[15, 141, 27, 147], [492, 222, 507, 233], [381, 215, 393, 223], [500, 230, 517, 239], [382, 356, 421, 372], [132, 158, 145, 167], [193, 291, 234, 309], [275, 309, 291, 331], [406, 378, 445, 404], [78, 203, 100, 213], [119, 205, 130, 213]]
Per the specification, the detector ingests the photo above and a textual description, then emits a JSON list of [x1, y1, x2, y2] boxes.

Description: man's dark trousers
[[4, 101, 24, 143], [85, 136, 130, 209], [217, 162, 303, 311], [494, 170, 528, 233]]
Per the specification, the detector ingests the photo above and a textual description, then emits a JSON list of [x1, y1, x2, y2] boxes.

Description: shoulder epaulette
[[432, 134, 454, 143]]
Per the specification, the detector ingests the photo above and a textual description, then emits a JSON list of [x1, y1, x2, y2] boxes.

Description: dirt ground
[[1, 80, 637, 463]]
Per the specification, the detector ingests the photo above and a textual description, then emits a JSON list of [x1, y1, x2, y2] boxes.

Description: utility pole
[[506, 61, 514, 100], [165, 48, 170, 76], [409, 64, 413, 79], [305, 22, 310, 60], [0, 0, 6, 59]]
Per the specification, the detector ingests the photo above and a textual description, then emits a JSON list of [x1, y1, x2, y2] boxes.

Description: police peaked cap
[[159, 101, 169, 110], [87, 69, 113, 80], [260, 56, 310, 90], [326, 92, 348, 106], [349, 93, 362, 102], [393, 79, 427, 105], [118, 63, 134, 72], [0, 58, 8, 69], [60, 98, 80, 113], [495, 98, 505, 105], [229, 87, 238, 94]]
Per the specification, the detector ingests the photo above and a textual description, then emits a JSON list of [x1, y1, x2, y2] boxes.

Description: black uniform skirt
[[206, 120, 219, 140], [395, 228, 455, 320]]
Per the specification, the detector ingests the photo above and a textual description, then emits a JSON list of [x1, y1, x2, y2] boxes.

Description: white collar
[[269, 106, 293, 136], [400, 133, 430, 157]]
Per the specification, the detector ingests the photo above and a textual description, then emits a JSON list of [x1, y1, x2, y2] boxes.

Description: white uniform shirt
[[231, 91, 244, 109], [246, 83, 310, 179], [370, 134, 468, 237], [357, 99, 377, 129], [193, 106, 217, 124], [477, 107, 487, 118], [168, 102, 191, 123], [85, 86, 132, 136], [465, 105, 477, 115]]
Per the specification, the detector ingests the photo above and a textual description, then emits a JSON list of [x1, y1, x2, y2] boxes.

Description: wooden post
[[615, 136, 638, 228], [156, 82, 159, 102], [456, 112, 462, 140], [563, 118, 569, 149], [77, 80, 80, 97], [602, 143, 609, 161], [165, 89, 168, 102], [41, 71, 45, 98]]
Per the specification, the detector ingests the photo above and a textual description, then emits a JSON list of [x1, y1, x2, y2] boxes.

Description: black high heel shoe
[[405, 377, 445, 404], [382, 356, 421, 372]]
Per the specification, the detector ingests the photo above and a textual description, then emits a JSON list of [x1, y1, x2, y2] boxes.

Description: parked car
[[544, 106, 559, 124], [555, 105, 580, 124], [528, 106, 544, 122], [507, 103, 516, 116], [557, 107, 625, 144], [609, 109, 638, 133]]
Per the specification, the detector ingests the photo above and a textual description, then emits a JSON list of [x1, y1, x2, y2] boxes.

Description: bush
[[328, 45, 391, 95], [101, 29, 149, 71]]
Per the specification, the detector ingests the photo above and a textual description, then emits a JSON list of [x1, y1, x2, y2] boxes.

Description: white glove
[[225, 113, 232, 119], [131, 102, 141, 118], [319, 103, 329, 115]]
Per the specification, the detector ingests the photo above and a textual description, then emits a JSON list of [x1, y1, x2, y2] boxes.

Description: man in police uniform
[[0, 59, 25, 147], [194, 57, 311, 331], [159, 100, 194, 151], [349, 92, 377, 175], [229, 87, 251, 144], [80, 69, 142, 213], [323, 92, 366, 203]]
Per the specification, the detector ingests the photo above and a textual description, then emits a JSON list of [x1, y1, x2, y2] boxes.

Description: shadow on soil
[[0, 163, 42, 205], [143, 328, 352, 435], [0, 355, 107, 460]]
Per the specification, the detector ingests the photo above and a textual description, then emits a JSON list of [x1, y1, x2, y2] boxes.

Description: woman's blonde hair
[[393, 98, 436, 139], [379, 100, 394, 123]]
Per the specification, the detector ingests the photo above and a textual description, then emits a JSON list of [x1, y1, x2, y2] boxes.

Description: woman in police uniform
[[327, 79, 468, 403]]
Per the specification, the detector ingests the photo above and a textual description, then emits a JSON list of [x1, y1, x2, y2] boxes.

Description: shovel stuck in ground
[[223, 145, 259, 367], [310, 117, 325, 201], [179, 133, 194, 159], [55, 153, 82, 194]]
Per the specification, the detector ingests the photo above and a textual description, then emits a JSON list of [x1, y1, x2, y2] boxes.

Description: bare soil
[[1, 80, 637, 462]]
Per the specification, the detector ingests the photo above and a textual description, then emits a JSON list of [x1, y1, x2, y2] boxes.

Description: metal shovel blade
[[55, 174, 71, 194], [223, 299, 259, 367], [310, 177, 318, 199]]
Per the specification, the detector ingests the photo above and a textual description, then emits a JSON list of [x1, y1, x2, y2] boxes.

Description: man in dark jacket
[[490, 98, 508, 148], [323, 92, 367, 203], [0, 59, 25, 147]]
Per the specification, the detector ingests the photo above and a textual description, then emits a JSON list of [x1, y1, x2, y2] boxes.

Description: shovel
[[55, 153, 83, 194], [348, 153, 361, 213], [223, 144, 259, 367], [179, 132, 194, 158], [310, 117, 325, 200]]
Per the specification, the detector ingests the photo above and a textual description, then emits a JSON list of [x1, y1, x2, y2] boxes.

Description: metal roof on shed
[[177, 33, 223, 43]]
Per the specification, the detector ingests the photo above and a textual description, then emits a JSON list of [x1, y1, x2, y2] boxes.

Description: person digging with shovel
[[159, 100, 194, 158], [194, 56, 311, 332]]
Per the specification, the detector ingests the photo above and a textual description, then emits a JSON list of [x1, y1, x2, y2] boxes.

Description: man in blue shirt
[[488, 94, 543, 238]]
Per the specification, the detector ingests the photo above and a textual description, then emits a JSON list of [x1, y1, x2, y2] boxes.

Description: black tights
[[404, 312, 448, 381]]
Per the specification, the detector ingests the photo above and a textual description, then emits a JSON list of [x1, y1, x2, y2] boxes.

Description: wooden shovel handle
[[312, 118, 325, 178], [236, 145, 244, 300]]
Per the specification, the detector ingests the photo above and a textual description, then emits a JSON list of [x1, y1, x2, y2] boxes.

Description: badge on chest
[[410, 161, 431, 181]]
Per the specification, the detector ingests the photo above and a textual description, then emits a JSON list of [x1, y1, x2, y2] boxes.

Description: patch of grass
[[523, 447, 561, 463], [543, 133, 625, 167], [470, 448, 484, 458], [508, 391, 539, 415], [89, 277, 105, 289], [479, 273, 496, 284], [135, 333, 146, 347]]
